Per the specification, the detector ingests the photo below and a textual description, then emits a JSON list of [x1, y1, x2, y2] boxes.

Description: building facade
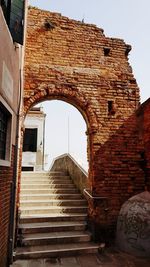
[[22, 106, 48, 171], [0, 1, 26, 266]]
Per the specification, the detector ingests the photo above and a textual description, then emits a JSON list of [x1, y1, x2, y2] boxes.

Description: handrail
[[84, 189, 109, 212], [84, 188, 108, 200]]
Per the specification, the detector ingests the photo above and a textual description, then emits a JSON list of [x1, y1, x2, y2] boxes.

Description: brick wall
[[137, 98, 150, 191], [23, 7, 146, 238], [0, 146, 14, 267]]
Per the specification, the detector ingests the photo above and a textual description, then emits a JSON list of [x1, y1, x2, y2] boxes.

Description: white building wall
[[22, 109, 47, 171]]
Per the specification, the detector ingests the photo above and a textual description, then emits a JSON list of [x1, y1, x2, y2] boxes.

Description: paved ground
[[11, 248, 150, 267]]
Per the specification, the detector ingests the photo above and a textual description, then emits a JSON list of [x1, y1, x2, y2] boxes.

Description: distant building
[[22, 106, 48, 171]]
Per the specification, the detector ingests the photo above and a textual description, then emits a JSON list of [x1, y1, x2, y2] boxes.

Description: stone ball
[[116, 191, 150, 257]]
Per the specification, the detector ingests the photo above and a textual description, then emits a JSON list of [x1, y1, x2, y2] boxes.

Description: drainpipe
[[7, 67, 22, 266]]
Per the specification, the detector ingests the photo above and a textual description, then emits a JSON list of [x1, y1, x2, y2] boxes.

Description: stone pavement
[[11, 248, 150, 267]]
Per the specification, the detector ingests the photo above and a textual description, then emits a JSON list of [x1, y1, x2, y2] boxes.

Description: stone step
[[20, 188, 79, 194], [20, 214, 87, 224], [15, 242, 99, 260], [21, 176, 69, 181], [21, 183, 75, 190], [17, 170, 97, 261], [19, 221, 87, 234], [20, 193, 83, 201], [21, 178, 72, 184], [20, 231, 91, 246], [20, 199, 87, 208], [20, 206, 88, 216], [21, 172, 68, 178]]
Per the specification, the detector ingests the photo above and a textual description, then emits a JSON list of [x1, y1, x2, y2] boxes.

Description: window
[[23, 128, 37, 152], [0, 0, 25, 45], [0, 104, 8, 159], [0, 100, 12, 165], [22, 166, 34, 172], [0, 0, 8, 21]]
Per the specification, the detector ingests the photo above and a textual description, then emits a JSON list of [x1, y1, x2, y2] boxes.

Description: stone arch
[[23, 85, 98, 188], [23, 87, 98, 135]]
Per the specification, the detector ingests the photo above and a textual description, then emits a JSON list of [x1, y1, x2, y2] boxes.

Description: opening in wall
[[104, 47, 110, 56], [108, 100, 116, 115], [0, 98, 13, 166], [23, 128, 37, 152], [22, 166, 34, 172]]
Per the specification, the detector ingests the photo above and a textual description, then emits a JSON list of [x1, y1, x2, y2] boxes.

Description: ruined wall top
[[25, 7, 132, 69]]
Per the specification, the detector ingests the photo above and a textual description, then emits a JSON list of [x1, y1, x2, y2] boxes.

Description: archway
[[22, 89, 98, 190], [22, 99, 89, 173]]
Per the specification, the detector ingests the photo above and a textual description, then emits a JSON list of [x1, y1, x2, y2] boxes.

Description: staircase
[[15, 171, 99, 259]]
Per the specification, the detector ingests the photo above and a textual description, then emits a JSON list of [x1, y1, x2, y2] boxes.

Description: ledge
[[50, 153, 88, 194]]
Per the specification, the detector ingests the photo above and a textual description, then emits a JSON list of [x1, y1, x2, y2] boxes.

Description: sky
[[28, 0, 150, 170], [41, 100, 87, 170]]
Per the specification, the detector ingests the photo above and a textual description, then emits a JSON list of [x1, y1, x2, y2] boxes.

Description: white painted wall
[[22, 108, 47, 171]]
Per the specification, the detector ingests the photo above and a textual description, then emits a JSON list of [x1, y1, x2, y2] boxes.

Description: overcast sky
[[28, 0, 150, 170]]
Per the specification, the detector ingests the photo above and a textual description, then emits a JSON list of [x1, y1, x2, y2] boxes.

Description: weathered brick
[[22, 7, 146, 239]]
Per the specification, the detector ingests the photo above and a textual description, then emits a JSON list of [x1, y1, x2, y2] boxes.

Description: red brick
[[22, 7, 146, 238]]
